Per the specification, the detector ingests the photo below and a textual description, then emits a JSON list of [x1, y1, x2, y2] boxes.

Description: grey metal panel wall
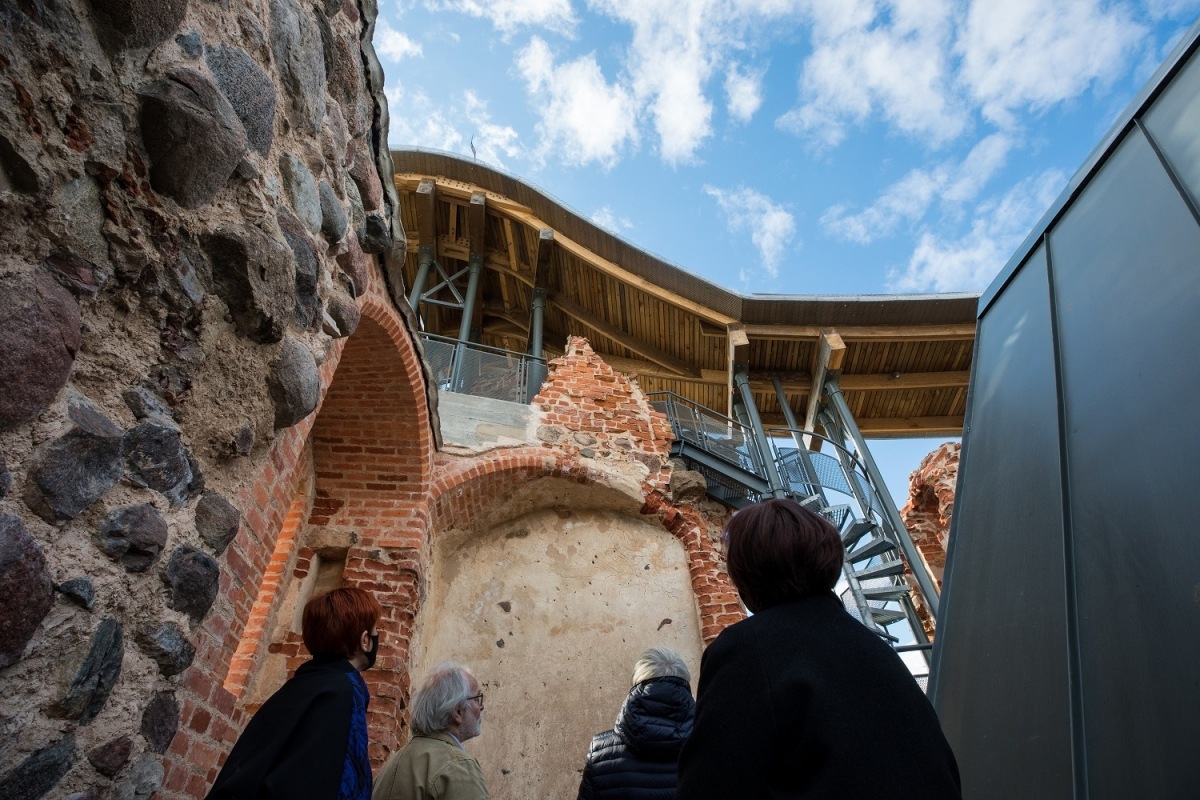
[[934, 23, 1200, 800], [1050, 126, 1200, 800], [929, 246, 1074, 800]]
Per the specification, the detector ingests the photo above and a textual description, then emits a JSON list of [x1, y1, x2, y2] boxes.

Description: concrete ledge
[[437, 392, 535, 453]]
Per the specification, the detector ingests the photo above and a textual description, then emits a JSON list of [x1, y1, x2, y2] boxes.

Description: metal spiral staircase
[[647, 391, 934, 668]]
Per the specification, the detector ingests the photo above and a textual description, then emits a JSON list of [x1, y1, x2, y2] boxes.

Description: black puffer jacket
[[577, 676, 695, 800]]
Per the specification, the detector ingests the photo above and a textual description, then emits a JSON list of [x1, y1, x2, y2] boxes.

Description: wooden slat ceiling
[[392, 150, 979, 438]]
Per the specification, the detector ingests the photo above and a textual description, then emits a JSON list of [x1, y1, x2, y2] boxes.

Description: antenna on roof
[[469, 135, 477, 162]]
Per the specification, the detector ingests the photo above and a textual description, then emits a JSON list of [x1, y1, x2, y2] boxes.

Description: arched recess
[[420, 453, 705, 800], [162, 292, 434, 797], [304, 303, 436, 762]]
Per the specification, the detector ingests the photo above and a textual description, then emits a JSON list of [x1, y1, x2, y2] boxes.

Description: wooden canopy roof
[[391, 149, 978, 438]]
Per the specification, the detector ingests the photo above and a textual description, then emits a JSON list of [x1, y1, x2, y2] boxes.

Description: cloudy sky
[[376, 1, 1199, 496]]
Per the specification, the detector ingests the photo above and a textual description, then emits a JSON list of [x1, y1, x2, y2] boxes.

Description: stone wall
[[0, 0, 418, 794], [900, 441, 960, 638]]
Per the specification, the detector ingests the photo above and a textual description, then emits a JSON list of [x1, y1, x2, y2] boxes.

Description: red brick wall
[[159, 286, 434, 797], [427, 337, 742, 645], [900, 441, 960, 638], [161, 315, 748, 798]]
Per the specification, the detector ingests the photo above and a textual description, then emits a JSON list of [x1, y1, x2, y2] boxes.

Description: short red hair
[[302, 587, 382, 659]]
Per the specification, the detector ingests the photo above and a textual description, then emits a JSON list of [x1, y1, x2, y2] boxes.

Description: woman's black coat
[[676, 592, 961, 800], [577, 675, 695, 800]]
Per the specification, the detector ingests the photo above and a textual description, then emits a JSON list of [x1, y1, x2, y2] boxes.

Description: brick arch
[[306, 309, 436, 763], [426, 447, 742, 643], [160, 287, 436, 796]]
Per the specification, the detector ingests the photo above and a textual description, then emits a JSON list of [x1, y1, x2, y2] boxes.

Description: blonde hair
[[632, 646, 690, 685]]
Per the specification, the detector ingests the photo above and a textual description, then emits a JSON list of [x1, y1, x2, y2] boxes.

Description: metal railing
[[648, 393, 767, 474], [763, 427, 884, 518], [420, 333, 547, 404], [649, 391, 925, 655]]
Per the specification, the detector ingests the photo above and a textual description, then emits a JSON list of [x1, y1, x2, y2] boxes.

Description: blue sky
[[375, 0, 1199, 502]]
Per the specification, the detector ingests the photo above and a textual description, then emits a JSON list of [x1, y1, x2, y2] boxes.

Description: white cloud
[[778, 0, 966, 149], [375, 17, 423, 61], [425, 0, 577, 36], [888, 167, 1066, 292], [516, 37, 639, 167], [704, 184, 797, 279], [514, 0, 801, 166], [591, 205, 634, 233], [821, 132, 1014, 243], [956, 0, 1149, 128], [386, 83, 466, 151], [463, 92, 524, 168], [1145, 0, 1200, 19], [386, 85, 523, 169], [822, 171, 942, 244], [725, 64, 764, 122]]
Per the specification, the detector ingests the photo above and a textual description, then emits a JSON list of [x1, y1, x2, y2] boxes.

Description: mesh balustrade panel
[[423, 337, 457, 388], [455, 346, 523, 402]]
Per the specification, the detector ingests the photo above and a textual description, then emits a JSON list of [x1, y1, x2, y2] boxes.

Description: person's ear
[[359, 630, 371, 653]]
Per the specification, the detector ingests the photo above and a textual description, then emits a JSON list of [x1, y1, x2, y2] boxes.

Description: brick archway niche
[[418, 462, 704, 800], [161, 293, 434, 796]]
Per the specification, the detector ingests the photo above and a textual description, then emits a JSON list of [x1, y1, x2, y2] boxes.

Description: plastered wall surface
[[414, 501, 703, 800]]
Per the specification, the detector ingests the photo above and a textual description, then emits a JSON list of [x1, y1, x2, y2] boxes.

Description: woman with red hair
[[208, 586, 383, 800]]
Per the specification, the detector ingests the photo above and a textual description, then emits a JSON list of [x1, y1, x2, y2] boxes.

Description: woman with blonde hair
[[577, 646, 695, 799]]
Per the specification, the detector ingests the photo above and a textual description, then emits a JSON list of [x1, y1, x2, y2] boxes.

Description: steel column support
[[450, 255, 484, 392], [408, 244, 434, 314], [526, 288, 548, 401], [824, 377, 940, 619], [528, 288, 546, 358], [734, 369, 787, 498], [772, 377, 822, 493], [458, 255, 483, 343]]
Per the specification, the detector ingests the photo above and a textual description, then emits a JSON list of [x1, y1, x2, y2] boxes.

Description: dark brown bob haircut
[[723, 498, 844, 613], [301, 587, 382, 660]]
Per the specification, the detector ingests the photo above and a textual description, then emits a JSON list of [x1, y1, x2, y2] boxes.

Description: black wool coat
[[577, 675, 695, 800], [676, 593, 961, 800], [206, 657, 370, 800]]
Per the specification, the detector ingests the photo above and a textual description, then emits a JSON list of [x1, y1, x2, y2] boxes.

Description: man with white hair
[[373, 662, 489, 800]]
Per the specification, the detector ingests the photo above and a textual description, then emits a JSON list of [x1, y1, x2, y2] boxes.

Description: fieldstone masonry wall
[[900, 441, 960, 638], [0, 0, 421, 794]]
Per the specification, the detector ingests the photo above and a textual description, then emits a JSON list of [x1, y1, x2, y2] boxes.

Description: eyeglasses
[[466, 692, 484, 708]]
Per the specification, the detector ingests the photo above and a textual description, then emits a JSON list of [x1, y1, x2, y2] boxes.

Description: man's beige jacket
[[372, 731, 489, 800]]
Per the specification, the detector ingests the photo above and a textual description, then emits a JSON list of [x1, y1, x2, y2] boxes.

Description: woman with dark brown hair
[[207, 586, 383, 800], [676, 498, 961, 799]]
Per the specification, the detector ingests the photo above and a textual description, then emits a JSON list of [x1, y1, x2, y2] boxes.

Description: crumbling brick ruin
[[900, 441, 960, 638]]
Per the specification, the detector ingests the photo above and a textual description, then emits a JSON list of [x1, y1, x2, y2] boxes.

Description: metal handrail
[[648, 392, 767, 476], [419, 332, 546, 363], [420, 333, 547, 404]]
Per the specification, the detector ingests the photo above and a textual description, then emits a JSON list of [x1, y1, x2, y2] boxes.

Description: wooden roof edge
[[392, 148, 982, 330]]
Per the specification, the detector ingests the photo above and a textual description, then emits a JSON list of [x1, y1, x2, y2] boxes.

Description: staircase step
[[842, 519, 877, 548], [846, 535, 896, 563], [872, 627, 901, 643], [851, 560, 907, 581], [817, 504, 852, 528], [869, 608, 907, 627], [861, 584, 911, 602]]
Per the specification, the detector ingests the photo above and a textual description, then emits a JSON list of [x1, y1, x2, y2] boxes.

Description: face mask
[[364, 633, 380, 670]]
